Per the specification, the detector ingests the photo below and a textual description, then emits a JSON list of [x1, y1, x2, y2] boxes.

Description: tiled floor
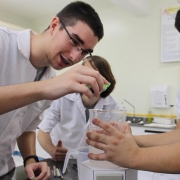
[[13, 155, 180, 180]]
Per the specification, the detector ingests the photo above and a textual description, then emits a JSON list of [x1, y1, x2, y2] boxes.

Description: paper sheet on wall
[[161, 4, 180, 62]]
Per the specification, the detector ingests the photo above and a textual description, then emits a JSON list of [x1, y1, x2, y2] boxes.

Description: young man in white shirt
[[0, 2, 106, 179]]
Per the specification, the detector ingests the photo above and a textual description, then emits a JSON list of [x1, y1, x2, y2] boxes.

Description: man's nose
[[70, 49, 82, 64]]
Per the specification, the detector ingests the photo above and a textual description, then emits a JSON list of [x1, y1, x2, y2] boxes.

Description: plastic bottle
[[147, 108, 152, 123], [170, 105, 174, 120]]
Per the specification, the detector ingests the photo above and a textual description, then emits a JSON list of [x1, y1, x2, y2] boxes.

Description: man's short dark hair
[[57, 1, 104, 41], [175, 9, 180, 32], [82, 55, 116, 98]]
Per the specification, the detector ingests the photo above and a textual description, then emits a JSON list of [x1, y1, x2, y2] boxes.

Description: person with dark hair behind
[[37, 55, 119, 162], [175, 9, 180, 32]]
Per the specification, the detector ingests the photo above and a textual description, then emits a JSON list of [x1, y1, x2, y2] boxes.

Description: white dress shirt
[[0, 27, 56, 176]]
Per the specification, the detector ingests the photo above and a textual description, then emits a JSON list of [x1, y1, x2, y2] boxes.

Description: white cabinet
[[130, 126, 144, 135], [130, 125, 173, 135]]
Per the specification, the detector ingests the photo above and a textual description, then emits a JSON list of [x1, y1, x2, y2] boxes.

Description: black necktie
[[85, 108, 89, 123], [34, 67, 47, 81]]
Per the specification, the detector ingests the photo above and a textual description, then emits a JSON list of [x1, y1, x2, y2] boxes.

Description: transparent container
[[169, 105, 175, 122], [88, 109, 126, 169], [147, 108, 153, 123]]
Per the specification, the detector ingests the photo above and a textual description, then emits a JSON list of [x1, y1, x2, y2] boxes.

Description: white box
[[79, 160, 137, 180], [151, 85, 171, 108]]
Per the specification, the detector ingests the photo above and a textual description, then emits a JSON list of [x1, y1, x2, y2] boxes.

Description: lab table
[[0, 159, 78, 180]]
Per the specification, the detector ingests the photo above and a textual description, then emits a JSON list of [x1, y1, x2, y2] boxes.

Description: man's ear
[[49, 17, 60, 34]]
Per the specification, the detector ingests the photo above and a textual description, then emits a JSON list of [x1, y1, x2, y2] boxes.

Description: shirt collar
[[17, 29, 34, 59]]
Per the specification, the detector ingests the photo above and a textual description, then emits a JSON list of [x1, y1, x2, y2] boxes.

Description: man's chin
[[52, 63, 69, 70]]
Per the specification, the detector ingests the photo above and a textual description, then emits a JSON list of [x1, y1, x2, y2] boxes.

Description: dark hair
[[55, 1, 104, 41], [82, 55, 116, 98], [175, 9, 180, 32]]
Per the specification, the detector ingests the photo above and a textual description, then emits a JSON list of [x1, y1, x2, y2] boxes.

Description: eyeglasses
[[60, 20, 92, 61], [82, 56, 92, 63]]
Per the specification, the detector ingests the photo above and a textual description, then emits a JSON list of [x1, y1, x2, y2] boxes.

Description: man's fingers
[[26, 167, 35, 179], [70, 82, 93, 98], [76, 75, 101, 97], [70, 65, 107, 96], [79, 65, 107, 92], [36, 163, 50, 180], [26, 162, 50, 180]]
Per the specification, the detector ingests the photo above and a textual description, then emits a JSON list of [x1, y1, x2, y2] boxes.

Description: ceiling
[[0, 0, 151, 22], [0, 0, 108, 21]]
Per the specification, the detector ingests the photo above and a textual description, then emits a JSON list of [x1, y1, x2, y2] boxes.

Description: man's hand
[[43, 64, 108, 100], [0, 64, 108, 115], [50, 140, 68, 161], [25, 162, 50, 180]]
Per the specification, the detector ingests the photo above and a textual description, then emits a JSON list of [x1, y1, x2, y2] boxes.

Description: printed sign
[[161, 4, 180, 62]]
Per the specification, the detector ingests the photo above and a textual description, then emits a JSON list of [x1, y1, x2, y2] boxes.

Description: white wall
[[0, 10, 32, 29], [1, 0, 180, 117], [93, 0, 180, 117], [0, 21, 26, 31]]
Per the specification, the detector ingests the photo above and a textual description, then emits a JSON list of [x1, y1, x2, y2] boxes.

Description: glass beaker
[[88, 109, 126, 169], [89, 109, 126, 154]]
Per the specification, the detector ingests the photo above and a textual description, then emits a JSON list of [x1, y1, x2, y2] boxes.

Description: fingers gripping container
[[88, 109, 126, 169], [86, 83, 111, 93]]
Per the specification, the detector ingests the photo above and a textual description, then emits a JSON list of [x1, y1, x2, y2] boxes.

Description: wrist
[[49, 146, 56, 157], [35, 81, 47, 100], [40, 79, 53, 100], [130, 148, 146, 169], [23, 155, 39, 167], [24, 158, 36, 166]]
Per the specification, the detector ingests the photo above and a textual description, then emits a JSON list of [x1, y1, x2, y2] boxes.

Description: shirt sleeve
[[38, 99, 61, 133], [24, 113, 42, 132], [0, 29, 5, 50], [0, 28, 7, 64]]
